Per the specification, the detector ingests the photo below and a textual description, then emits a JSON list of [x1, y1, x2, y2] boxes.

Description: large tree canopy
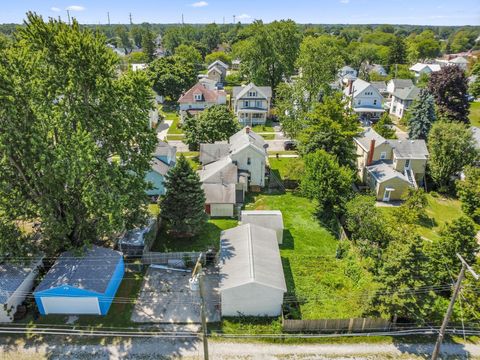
[[0, 14, 157, 255]]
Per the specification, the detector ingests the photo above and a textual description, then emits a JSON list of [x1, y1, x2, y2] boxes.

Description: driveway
[[131, 267, 220, 324]]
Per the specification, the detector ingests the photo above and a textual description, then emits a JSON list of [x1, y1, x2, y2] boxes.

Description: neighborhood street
[[3, 337, 480, 359]]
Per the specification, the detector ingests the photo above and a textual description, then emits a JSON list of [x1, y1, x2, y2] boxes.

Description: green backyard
[[469, 102, 480, 127]]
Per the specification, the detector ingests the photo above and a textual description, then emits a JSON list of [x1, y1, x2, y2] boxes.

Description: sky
[[1, 0, 479, 25]]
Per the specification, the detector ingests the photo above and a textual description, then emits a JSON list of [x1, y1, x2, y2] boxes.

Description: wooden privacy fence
[[282, 317, 392, 332], [141, 251, 201, 265]]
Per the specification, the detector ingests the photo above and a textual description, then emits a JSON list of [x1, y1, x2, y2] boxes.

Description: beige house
[[207, 60, 228, 83], [232, 83, 272, 126], [354, 128, 429, 201]]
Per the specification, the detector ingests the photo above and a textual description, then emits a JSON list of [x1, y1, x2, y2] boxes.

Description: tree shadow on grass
[[281, 257, 302, 319], [418, 215, 438, 230]]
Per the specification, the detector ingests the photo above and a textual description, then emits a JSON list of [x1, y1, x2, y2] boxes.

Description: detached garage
[[34, 246, 124, 316], [219, 224, 287, 317]]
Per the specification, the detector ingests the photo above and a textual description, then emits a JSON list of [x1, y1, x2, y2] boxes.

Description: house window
[[194, 93, 202, 101], [405, 159, 411, 169], [244, 100, 250, 107], [380, 152, 386, 159], [374, 99, 377, 105], [249, 91, 257, 97], [247, 157, 251, 165], [358, 100, 361, 105], [255, 100, 262, 108]]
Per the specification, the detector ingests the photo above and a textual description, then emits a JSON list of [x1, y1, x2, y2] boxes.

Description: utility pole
[[66, 10, 71, 25], [198, 262, 209, 360], [107, 12, 110, 25], [129, 13, 133, 25], [233, 15, 236, 24], [182, 13, 184, 25], [431, 254, 479, 360]]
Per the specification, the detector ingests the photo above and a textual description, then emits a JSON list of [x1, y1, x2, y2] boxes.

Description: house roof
[[410, 63, 441, 72], [354, 127, 388, 151], [208, 60, 229, 71], [340, 65, 356, 73], [0, 258, 42, 303], [389, 139, 429, 159], [199, 143, 230, 165], [369, 64, 387, 74], [233, 83, 272, 100], [371, 81, 387, 92], [240, 210, 284, 232], [388, 78, 414, 90], [344, 78, 378, 98], [229, 127, 267, 155], [208, 65, 224, 75], [471, 127, 480, 149], [151, 157, 171, 176], [450, 56, 468, 64], [119, 219, 155, 247], [202, 183, 236, 204], [34, 246, 122, 294], [178, 83, 226, 104], [199, 157, 238, 184], [366, 161, 409, 183], [393, 86, 421, 101], [199, 77, 218, 90], [219, 224, 287, 292], [154, 140, 176, 163]]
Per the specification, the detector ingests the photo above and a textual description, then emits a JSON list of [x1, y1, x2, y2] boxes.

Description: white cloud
[[51, 7, 61, 12], [191, 1, 208, 7], [340, 0, 350, 3], [237, 14, 251, 20], [65, 5, 85, 11]]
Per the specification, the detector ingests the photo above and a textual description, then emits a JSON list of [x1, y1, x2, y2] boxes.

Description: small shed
[[202, 183, 236, 217], [0, 258, 43, 323], [118, 218, 156, 256], [34, 246, 124, 315], [219, 224, 286, 317], [240, 210, 284, 244]]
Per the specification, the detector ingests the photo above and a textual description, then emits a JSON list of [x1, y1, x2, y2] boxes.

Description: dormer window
[[194, 93, 202, 101], [248, 91, 257, 97]]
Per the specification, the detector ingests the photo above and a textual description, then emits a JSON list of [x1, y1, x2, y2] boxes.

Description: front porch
[[237, 109, 267, 126]]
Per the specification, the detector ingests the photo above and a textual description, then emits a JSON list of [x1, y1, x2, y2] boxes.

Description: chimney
[[366, 139, 376, 166], [245, 126, 250, 134]]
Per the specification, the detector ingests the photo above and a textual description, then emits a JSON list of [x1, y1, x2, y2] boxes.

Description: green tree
[[130, 26, 144, 48], [373, 113, 396, 139], [425, 216, 478, 285], [427, 122, 478, 191], [205, 51, 232, 66], [469, 76, 480, 98], [115, 25, 133, 54], [406, 30, 440, 62], [457, 166, 480, 223], [201, 23, 221, 53], [298, 94, 361, 168], [0, 217, 33, 260], [296, 35, 344, 101], [275, 81, 309, 139], [174, 44, 203, 72], [428, 66, 470, 123], [183, 105, 239, 151], [0, 14, 156, 254], [301, 150, 354, 224], [387, 36, 407, 66], [141, 28, 156, 62], [148, 56, 196, 101], [449, 30, 477, 53], [159, 155, 207, 237], [408, 89, 436, 140], [233, 20, 301, 91]]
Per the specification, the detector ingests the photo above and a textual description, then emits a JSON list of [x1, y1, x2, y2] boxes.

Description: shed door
[[41, 296, 101, 315]]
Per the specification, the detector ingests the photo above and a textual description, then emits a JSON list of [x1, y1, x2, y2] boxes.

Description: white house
[[390, 86, 421, 119], [386, 79, 414, 98], [218, 223, 287, 317], [240, 210, 284, 244], [131, 63, 147, 72], [344, 79, 384, 121], [178, 82, 227, 122], [435, 56, 468, 71], [338, 66, 358, 84], [0, 258, 43, 323], [207, 60, 228, 83], [409, 63, 441, 77], [232, 83, 272, 126], [199, 127, 268, 188]]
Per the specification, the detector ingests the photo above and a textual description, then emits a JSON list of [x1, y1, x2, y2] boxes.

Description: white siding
[[0, 270, 39, 323], [41, 296, 101, 315], [210, 204, 234, 217], [230, 147, 266, 187], [221, 282, 284, 317]]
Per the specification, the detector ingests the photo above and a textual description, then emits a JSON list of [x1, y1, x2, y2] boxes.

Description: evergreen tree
[[373, 113, 396, 139], [387, 36, 406, 66], [408, 89, 436, 140], [456, 166, 480, 223], [428, 66, 470, 123], [141, 28, 156, 63], [160, 155, 207, 237]]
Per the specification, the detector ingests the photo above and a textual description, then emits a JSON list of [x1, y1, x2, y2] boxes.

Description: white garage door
[[41, 296, 101, 315]]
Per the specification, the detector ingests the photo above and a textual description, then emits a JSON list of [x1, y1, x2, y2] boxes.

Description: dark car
[[284, 140, 297, 151]]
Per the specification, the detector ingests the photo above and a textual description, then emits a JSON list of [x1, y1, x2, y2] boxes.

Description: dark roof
[[199, 143, 230, 165], [178, 83, 226, 104], [371, 81, 387, 92], [154, 141, 176, 163], [393, 86, 421, 101], [389, 139, 429, 159], [389, 79, 414, 90], [34, 246, 122, 294], [0, 259, 42, 303]]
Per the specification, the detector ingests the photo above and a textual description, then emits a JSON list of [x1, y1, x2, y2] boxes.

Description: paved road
[[3, 338, 480, 359]]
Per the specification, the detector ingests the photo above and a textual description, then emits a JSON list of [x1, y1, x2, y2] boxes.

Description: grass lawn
[[269, 157, 304, 182], [469, 102, 480, 127], [21, 269, 144, 329], [152, 218, 238, 252], [252, 121, 275, 133], [160, 105, 183, 135], [166, 134, 185, 141], [244, 192, 378, 320], [147, 203, 160, 217], [260, 133, 275, 140]]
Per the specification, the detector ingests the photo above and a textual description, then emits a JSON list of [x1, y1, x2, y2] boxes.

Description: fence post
[[348, 318, 354, 333]]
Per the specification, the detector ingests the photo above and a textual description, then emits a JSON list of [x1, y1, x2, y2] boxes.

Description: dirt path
[[3, 338, 480, 359]]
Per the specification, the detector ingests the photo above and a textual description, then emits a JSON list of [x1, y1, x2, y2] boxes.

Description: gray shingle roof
[[154, 141, 176, 163], [354, 128, 388, 151], [34, 246, 122, 294], [219, 224, 286, 292], [371, 81, 387, 92], [366, 161, 409, 183], [393, 86, 421, 101], [199, 143, 230, 165], [389, 79, 413, 90], [198, 157, 238, 184], [389, 139, 429, 159], [202, 183, 236, 204], [151, 158, 171, 176], [229, 128, 267, 155], [0, 259, 42, 303], [233, 83, 272, 100]]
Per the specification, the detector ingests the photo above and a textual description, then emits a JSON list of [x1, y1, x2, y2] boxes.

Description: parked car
[[284, 140, 297, 151]]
